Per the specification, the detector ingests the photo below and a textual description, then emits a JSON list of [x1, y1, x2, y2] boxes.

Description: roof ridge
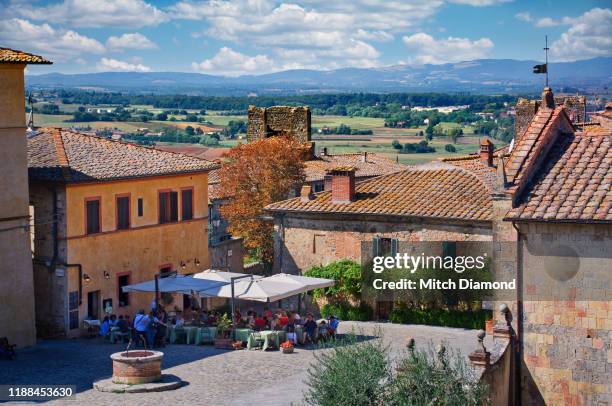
[[51, 129, 71, 182]]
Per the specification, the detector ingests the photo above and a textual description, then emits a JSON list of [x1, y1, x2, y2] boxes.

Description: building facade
[[501, 88, 611, 404], [0, 48, 51, 347], [28, 128, 217, 337]]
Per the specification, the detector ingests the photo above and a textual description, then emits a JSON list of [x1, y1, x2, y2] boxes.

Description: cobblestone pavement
[[1, 322, 492, 406]]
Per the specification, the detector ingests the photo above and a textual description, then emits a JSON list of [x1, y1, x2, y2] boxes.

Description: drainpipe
[[47, 186, 83, 305], [512, 221, 523, 406]]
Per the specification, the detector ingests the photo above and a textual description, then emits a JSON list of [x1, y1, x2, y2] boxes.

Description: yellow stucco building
[[28, 128, 217, 337], [0, 48, 51, 347]]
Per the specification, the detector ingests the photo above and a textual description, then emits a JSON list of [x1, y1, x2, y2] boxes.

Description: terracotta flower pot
[[485, 319, 494, 335], [281, 346, 294, 354]]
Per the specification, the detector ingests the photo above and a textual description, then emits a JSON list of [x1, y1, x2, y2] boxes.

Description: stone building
[[303, 150, 407, 193], [265, 143, 500, 272], [247, 105, 311, 144], [207, 169, 244, 273], [514, 93, 586, 136], [500, 88, 611, 405], [28, 128, 217, 337], [0, 48, 51, 347]]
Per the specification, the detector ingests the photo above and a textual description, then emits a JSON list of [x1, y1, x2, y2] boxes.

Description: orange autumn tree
[[218, 136, 309, 263]]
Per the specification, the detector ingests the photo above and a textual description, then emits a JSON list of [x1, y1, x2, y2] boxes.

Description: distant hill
[[26, 57, 611, 95]]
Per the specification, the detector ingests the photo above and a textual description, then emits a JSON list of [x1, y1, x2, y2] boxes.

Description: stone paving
[[1, 322, 493, 406]]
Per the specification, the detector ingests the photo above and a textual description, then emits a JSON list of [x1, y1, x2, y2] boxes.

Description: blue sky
[[0, 0, 610, 75]]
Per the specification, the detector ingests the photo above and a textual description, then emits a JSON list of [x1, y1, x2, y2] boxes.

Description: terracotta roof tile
[[28, 128, 218, 183], [266, 162, 492, 222], [0, 48, 52, 64], [304, 153, 406, 182], [506, 132, 611, 223]]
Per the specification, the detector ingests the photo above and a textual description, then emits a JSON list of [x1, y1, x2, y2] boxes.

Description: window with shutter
[[372, 236, 380, 257], [85, 198, 101, 234], [159, 191, 179, 223], [116, 195, 130, 230], [181, 188, 193, 221]]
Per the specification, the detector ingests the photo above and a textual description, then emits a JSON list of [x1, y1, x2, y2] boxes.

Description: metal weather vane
[[532, 35, 549, 87]]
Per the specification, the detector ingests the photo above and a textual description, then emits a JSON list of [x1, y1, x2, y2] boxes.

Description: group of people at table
[[98, 305, 340, 350]]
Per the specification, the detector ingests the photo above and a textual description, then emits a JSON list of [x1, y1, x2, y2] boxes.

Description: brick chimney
[[323, 174, 333, 191], [300, 184, 314, 202], [328, 167, 356, 204], [480, 138, 494, 167], [542, 87, 555, 109]]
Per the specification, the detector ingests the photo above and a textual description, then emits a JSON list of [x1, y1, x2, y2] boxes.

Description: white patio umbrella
[[199, 277, 305, 303], [122, 275, 227, 294], [192, 269, 263, 283], [264, 273, 335, 291]]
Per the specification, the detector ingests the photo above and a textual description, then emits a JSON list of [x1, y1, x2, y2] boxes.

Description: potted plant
[[232, 340, 243, 350], [280, 340, 294, 354], [214, 314, 234, 349]]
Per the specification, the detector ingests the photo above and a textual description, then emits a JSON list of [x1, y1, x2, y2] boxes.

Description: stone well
[[111, 350, 163, 385]]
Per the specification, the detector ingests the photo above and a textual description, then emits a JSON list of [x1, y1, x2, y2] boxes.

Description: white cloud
[[106, 33, 157, 50], [13, 0, 167, 28], [191, 47, 276, 76], [447, 0, 512, 5], [174, 0, 446, 70], [515, 11, 532, 22], [355, 29, 394, 42], [0, 18, 105, 61], [550, 8, 612, 61], [97, 57, 151, 72], [402, 33, 494, 64]]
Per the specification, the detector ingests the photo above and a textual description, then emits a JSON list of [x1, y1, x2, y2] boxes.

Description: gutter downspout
[[512, 221, 523, 406], [48, 186, 83, 305]]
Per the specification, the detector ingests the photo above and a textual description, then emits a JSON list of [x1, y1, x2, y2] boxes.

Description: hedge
[[389, 307, 492, 330], [320, 303, 374, 321]]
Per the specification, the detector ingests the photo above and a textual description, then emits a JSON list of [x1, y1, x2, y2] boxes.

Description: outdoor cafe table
[[247, 330, 288, 351], [232, 328, 253, 343], [194, 327, 217, 345], [167, 326, 198, 344]]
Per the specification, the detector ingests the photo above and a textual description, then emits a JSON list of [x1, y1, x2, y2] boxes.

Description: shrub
[[320, 303, 373, 321], [445, 144, 457, 152], [384, 345, 489, 405], [388, 306, 491, 330], [304, 334, 390, 406], [305, 260, 362, 302], [304, 335, 488, 406]]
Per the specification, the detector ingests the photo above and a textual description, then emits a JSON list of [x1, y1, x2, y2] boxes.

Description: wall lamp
[[83, 273, 92, 283], [103, 271, 110, 280]]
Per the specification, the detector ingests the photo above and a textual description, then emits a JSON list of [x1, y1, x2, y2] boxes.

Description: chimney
[[480, 138, 494, 167], [320, 146, 328, 156], [361, 151, 368, 163], [328, 167, 356, 204], [300, 184, 314, 202], [542, 87, 555, 109], [323, 174, 333, 191]]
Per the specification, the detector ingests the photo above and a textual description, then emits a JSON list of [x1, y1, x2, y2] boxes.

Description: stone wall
[[273, 214, 492, 274], [247, 105, 311, 144], [555, 95, 586, 123], [209, 237, 244, 273], [516, 222, 611, 405], [515, 98, 540, 139]]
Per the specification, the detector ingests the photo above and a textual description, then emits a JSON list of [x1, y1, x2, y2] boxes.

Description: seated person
[[109, 314, 118, 328], [318, 320, 329, 339], [116, 315, 129, 332], [254, 314, 266, 331], [207, 312, 217, 326], [328, 316, 340, 338], [302, 314, 318, 343], [199, 311, 209, 325], [174, 314, 185, 328], [284, 318, 298, 345], [279, 312, 289, 328], [269, 315, 280, 331], [99, 316, 111, 337]]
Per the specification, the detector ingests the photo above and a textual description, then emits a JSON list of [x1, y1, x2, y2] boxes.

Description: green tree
[[185, 125, 195, 136], [391, 139, 402, 150], [445, 144, 457, 153], [155, 112, 168, 121]]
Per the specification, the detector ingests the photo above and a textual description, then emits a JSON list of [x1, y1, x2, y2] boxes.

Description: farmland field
[[29, 105, 504, 165]]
